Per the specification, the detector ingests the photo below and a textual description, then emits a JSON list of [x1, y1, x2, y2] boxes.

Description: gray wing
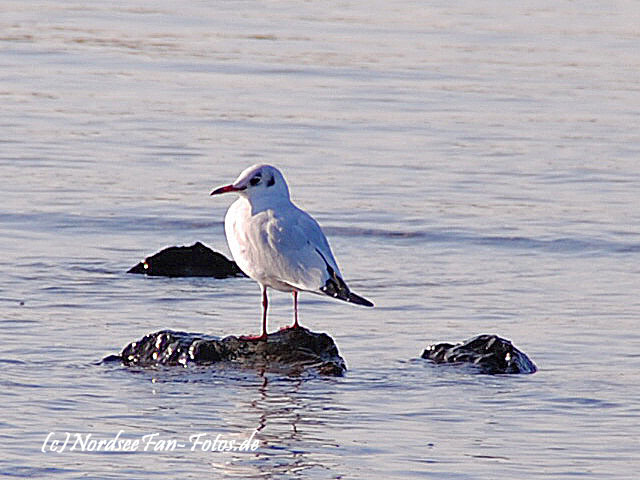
[[266, 205, 341, 292], [267, 206, 373, 307]]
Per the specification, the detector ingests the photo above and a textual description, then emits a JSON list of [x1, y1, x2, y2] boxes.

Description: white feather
[[211, 163, 372, 337], [225, 189, 340, 294]]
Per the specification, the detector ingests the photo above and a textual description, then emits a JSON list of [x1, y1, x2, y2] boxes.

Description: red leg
[[261, 285, 269, 337], [240, 285, 268, 341], [292, 290, 300, 329]]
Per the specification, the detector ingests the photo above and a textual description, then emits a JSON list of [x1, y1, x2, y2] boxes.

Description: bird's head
[[210, 164, 290, 202]]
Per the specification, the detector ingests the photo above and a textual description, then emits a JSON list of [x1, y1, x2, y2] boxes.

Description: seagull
[[211, 164, 373, 340]]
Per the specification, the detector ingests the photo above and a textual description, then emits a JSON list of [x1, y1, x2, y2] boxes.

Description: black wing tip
[[347, 292, 374, 307], [316, 254, 374, 307], [320, 282, 374, 307]]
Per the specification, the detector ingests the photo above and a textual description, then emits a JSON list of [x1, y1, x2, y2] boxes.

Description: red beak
[[210, 184, 246, 195]]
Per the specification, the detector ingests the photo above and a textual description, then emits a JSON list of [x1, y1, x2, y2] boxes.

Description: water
[[2, 1, 640, 478]]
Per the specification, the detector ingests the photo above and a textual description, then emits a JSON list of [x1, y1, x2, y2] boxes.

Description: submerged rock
[[421, 334, 537, 374], [111, 327, 346, 376], [127, 242, 244, 278]]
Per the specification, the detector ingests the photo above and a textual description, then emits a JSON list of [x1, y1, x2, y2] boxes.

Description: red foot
[[278, 323, 303, 332], [239, 333, 268, 342]]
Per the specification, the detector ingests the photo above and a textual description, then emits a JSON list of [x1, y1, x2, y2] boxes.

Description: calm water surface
[[2, 1, 640, 478]]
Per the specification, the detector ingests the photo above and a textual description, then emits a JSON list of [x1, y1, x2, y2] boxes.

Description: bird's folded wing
[[264, 206, 340, 293]]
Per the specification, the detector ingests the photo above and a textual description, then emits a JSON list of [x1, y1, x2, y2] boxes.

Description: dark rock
[[113, 327, 346, 376], [421, 334, 537, 374], [127, 242, 245, 278]]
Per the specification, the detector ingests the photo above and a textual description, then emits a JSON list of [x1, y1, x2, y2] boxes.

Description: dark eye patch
[[267, 176, 275, 187], [249, 174, 261, 186]]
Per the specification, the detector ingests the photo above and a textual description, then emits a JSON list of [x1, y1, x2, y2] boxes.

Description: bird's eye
[[267, 176, 275, 187], [249, 174, 261, 186]]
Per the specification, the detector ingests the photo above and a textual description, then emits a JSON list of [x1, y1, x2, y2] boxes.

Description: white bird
[[211, 164, 373, 340]]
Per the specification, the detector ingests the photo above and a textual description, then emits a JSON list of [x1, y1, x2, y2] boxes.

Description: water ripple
[[326, 226, 640, 255], [3, 211, 639, 256]]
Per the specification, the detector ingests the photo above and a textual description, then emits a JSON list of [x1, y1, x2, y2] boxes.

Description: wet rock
[[127, 242, 244, 278], [421, 334, 537, 374], [112, 327, 346, 376]]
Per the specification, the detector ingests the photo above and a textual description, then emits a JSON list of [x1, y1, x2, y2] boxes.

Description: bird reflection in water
[[210, 371, 345, 478]]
